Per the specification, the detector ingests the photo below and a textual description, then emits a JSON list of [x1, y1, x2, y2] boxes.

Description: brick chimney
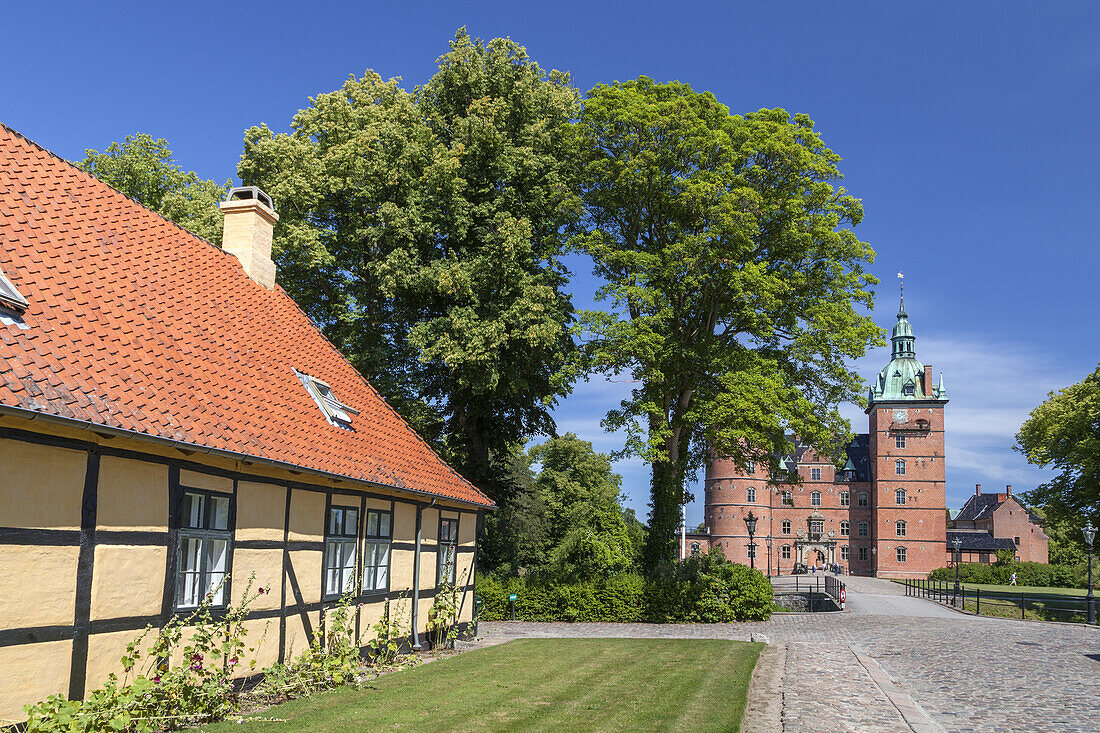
[[975, 483, 982, 495], [220, 186, 278, 289], [1006, 484, 1012, 496], [924, 364, 933, 395]]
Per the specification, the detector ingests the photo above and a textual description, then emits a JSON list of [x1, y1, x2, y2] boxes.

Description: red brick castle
[[695, 294, 948, 578]]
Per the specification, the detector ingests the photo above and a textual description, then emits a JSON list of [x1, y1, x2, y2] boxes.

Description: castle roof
[[948, 530, 1018, 552], [868, 294, 947, 407], [0, 125, 492, 508], [954, 492, 1029, 522]]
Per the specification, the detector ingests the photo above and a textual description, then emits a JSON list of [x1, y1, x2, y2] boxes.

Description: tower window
[[746, 487, 756, 503], [858, 521, 868, 537], [840, 491, 850, 507], [858, 493, 868, 507], [895, 489, 906, 505], [896, 520, 907, 537], [781, 520, 791, 535], [781, 490, 793, 505], [896, 546, 907, 563], [895, 435, 906, 449], [903, 383, 915, 396], [811, 491, 821, 506], [811, 467, 821, 480], [895, 460, 906, 476], [810, 519, 824, 535], [746, 460, 755, 475], [858, 546, 868, 561]]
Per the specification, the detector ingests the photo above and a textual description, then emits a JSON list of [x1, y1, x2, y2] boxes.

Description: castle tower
[[865, 293, 948, 578]]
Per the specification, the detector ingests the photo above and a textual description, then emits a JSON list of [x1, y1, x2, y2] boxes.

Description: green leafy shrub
[[477, 549, 771, 623], [929, 561, 1087, 588]]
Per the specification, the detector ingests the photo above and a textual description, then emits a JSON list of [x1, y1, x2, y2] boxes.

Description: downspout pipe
[[410, 504, 423, 651]]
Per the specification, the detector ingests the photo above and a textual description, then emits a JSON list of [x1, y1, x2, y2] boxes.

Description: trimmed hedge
[[476, 552, 773, 623], [928, 561, 1086, 588]]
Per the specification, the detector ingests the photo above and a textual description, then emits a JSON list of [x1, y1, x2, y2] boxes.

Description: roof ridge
[[0, 122, 229, 257]]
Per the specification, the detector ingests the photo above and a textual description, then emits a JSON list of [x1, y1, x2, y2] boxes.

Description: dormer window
[[0, 265, 29, 325], [295, 369, 359, 428], [902, 382, 915, 396]]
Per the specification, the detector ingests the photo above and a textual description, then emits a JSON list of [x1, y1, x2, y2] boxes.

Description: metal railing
[[902, 578, 1091, 623], [770, 574, 845, 612]]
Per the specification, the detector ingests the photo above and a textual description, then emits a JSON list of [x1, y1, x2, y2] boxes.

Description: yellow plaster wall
[[422, 508, 440, 543], [0, 439, 85, 530], [231, 549, 282, 610], [459, 513, 477, 545], [84, 629, 156, 697], [282, 610, 319, 661], [0, 640, 71, 724], [236, 481, 286, 543], [364, 497, 392, 512], [178, 469, 233, 493], [288, 490, 325, 542], [390, 549, 415, 592], [0, 545, 78, 628], [287, 550, 322, 605], [234, 618, 280, 675], [89, 545, 166, 620], [96, 457, 168, 532]]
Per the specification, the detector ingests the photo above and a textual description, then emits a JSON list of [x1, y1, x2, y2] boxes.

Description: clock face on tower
[[893, 408, 908, 423]]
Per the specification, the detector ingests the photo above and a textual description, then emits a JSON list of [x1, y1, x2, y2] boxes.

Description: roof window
[[0, 265, 29, 314], [295, 369, 359, 428]]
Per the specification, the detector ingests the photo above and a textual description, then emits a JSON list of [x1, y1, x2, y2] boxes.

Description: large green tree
[[238, 30, 583, 501], [76, 134, 230, 245], [573, 78, 882, 568], [1016, 363, 1100, 528]]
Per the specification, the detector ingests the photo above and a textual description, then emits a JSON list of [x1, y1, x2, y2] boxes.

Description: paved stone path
[[478, 575, 1100, 733]]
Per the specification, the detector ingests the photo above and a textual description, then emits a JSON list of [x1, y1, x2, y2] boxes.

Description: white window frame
[[175, 489, 232, 611], [895, 434, 906, 449], [746, 487, 756, 503], [781, 519, 791, 535], [362, 509, 393, 593], [811, 491, 821, 506], [840, 545, 850, 561], [781, 545, 791, 560], [896, 520, 907, 538], [324, 505, 359, 599], [858, 521, 869, 537], [896, 546, 907, 563], [895, 489, 906, 505], [895, 459, 906, 476], [295, 369, 360, 427], [811, 467, 821, 480], [840, 520, 849, 537], [840, 491, 850, 507]]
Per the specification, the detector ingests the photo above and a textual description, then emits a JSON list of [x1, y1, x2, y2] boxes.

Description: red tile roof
[[0, 125, 492, 507]]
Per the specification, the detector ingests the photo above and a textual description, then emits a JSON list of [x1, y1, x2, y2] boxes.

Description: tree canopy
[[1017, 363, 1100, 528], [238, 30, 583, 502], [573, 77, 883, 567], [76, 134, 229, 245]]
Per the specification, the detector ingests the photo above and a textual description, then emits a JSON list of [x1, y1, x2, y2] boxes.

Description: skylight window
[[0, 265, 28, 314], [295, 369, 359, 428]]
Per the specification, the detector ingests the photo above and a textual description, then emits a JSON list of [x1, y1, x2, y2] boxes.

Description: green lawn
[[197, 638, 761, 733]]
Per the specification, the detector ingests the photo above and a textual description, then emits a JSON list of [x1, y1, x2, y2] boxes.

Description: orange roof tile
[[0, 125, 492, 508]]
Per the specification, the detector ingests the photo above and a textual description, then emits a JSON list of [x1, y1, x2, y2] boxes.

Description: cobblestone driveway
[[478, 576, 1100, 733]]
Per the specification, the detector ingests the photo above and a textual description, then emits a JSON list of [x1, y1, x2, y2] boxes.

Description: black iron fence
[[902, 578, 1091, 623], [770, 574, 845, 612]]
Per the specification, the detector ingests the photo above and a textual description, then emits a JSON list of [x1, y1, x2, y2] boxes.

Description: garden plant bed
[[194, 638, 761, 732]]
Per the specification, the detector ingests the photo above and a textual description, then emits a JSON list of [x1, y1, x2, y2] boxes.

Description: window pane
[[344, 509, 358, 537], [210, 496, 230, 530], [380, 512, 391, 538], [375, 565, 388, 590], [329, 508, 343, 535], [367, 512, 379, 537], [182, 493, 203, 529]]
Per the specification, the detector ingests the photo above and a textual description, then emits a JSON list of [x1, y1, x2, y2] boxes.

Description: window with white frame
[[840, 491, 850, 506], [295, 369, 360, 428], [438, 517, 459, 585], [175, 489, 232, 610], [858, 521, 869, 537], [895, 459, 906, 476], [896, 546, 907, 562], [781, 545, 791, 560], [362, 509, 392, 593], [895, 489, 906, 505], [781, 519, 791, 535], [810, 519, 824, 535], [746, 487, 756, 503], [858, 492, 868, 507], [781, 490, 793, 505], [840, 520, 849, 537], [324, 505, 359, 598], [746, 460, 755, 475], [747, 544, 756, 559], [840, 545, 849, 560], [895, 434, 906, 449], [811, 491, 821, 506], [858, 546, 868, 561], [811, 467, 821, 480], [895, 520, 907, 537]]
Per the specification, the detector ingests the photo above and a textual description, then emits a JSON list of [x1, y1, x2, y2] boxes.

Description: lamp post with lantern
[[744, 511, 758, 570], [766, 536, 773, 578], [1084, 522, 1095, 626]]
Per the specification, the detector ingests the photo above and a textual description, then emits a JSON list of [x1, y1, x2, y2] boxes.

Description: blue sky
[[3, 2, 1096, 524]]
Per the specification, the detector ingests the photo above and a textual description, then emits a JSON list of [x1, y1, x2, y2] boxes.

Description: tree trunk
[[644, 458, 683, 571]]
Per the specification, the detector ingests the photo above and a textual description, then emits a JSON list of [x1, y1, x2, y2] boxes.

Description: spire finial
[[897, 271, 906, 316]]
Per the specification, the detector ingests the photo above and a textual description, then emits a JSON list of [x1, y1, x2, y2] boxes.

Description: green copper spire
[[867, 284, 947, 408]]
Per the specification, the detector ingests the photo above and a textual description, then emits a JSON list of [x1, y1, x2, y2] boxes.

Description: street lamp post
[[744, 511, 758, 570], [1084, 522, 1096, 626], [766, 536, 773, 578], [951, 536, 962, 606]]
